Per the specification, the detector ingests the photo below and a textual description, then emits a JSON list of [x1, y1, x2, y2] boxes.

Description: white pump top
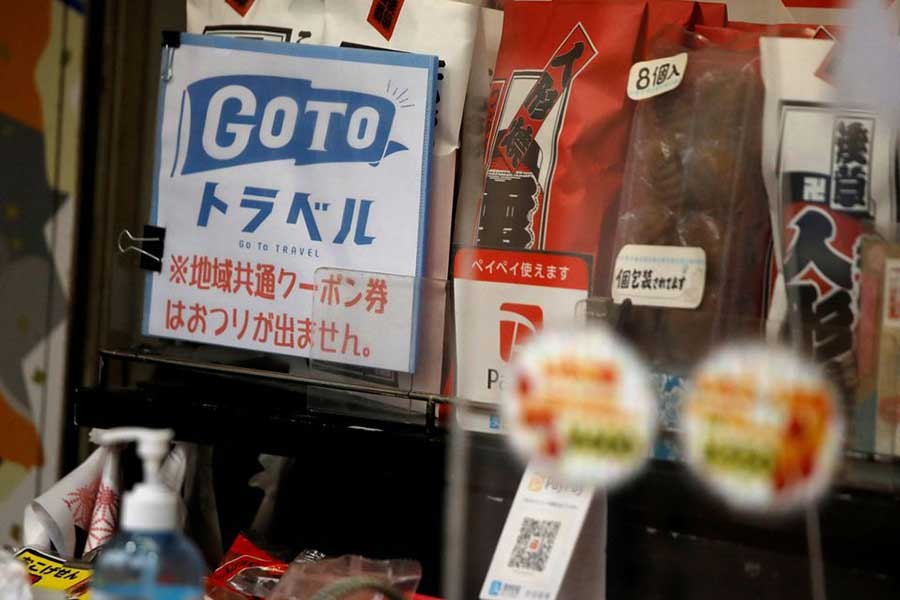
[[100, 428, 177, 531]]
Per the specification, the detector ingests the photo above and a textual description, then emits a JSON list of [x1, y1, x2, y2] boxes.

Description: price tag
[[682, 344, 843, 512], [480, 465, 592, 600], [503, 327, 656, 490], [611, 244, 705, 309], [627, 52, 688, 100]]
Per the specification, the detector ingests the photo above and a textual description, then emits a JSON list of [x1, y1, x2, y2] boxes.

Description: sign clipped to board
[[143, 33, 437, 372]]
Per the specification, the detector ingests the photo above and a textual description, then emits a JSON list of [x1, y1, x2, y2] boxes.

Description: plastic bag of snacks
[[471, 0, 647, 256], [760, 37, 898, 394], [187, 0, 325, 43], [606, 30, 771, 369], [269, 555, 421, 600], [206, 534, 295, 600]]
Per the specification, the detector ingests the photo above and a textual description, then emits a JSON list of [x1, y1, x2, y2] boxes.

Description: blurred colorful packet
[[14, 547, 91, 599]]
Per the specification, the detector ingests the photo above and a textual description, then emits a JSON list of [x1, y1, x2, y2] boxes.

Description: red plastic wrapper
[[206, 534, 289, 600], [606, 30, 772, 368]]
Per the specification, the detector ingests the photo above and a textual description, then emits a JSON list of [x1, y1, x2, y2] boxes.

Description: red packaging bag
[[695, 1, 728, 26], [206, 534, 289, 600], [552, 0, 699, 58], [473, 1, 646, 262]]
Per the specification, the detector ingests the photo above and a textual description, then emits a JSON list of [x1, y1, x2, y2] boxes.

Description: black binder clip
[[117, 225, 165, 272]]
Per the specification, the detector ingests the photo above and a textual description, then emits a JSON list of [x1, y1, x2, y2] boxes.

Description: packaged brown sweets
[[604, 29, 772, 370]]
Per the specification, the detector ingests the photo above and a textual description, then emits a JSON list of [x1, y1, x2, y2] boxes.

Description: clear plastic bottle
[[92, 531, 205, 600], [91, 429, 205, 600]]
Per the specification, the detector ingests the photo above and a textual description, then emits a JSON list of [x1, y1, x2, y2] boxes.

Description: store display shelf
[[76, 349, 900, 493], [74, 349, 446, 456]]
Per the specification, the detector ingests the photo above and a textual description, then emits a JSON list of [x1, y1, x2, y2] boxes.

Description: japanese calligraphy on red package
[[471, 1, 646, 258], [142, 34, 437, 372], [760, 37, 898, 392]]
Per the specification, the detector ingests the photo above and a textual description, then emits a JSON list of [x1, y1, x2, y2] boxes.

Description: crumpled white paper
[[23, 430, 190, 558]]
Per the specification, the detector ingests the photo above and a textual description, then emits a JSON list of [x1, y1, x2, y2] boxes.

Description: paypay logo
[[498, 303, 543, 363], [178, 75, 407, 175], [528, 474, 546, 492]]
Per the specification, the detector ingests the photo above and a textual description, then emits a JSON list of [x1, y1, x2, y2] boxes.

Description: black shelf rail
[[75, 349, 448, 456]]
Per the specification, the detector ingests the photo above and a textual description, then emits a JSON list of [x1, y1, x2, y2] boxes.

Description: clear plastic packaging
[[0, 549, 31, 600], [606, 30, 771, 370], [269, 555, 420, 600]]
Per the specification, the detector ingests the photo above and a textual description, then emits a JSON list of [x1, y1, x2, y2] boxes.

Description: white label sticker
[[480, 464, 593, 600], [627, 52, 688, 100], [611, 245, 705, 309], [883, 259, 900, 328]]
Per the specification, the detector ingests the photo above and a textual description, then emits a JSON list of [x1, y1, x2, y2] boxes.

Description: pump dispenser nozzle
[[99, 428, 177, 531]]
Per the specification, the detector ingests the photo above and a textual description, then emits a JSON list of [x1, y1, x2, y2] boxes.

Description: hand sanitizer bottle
[[92, 428, 205, 600]]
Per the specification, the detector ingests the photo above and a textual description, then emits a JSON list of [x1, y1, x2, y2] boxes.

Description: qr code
[[508, 518, 561, 572]]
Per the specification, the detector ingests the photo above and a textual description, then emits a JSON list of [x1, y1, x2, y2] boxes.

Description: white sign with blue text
[[143, 34, 437, 372]]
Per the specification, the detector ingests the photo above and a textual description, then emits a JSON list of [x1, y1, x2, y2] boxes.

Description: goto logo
[[499, 303, 543, 363], [178, 75, 407, 175]]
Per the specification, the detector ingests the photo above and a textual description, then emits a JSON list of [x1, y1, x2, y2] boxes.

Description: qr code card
[[480, 465, 592, 600], [508, 518, 562, 572]]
